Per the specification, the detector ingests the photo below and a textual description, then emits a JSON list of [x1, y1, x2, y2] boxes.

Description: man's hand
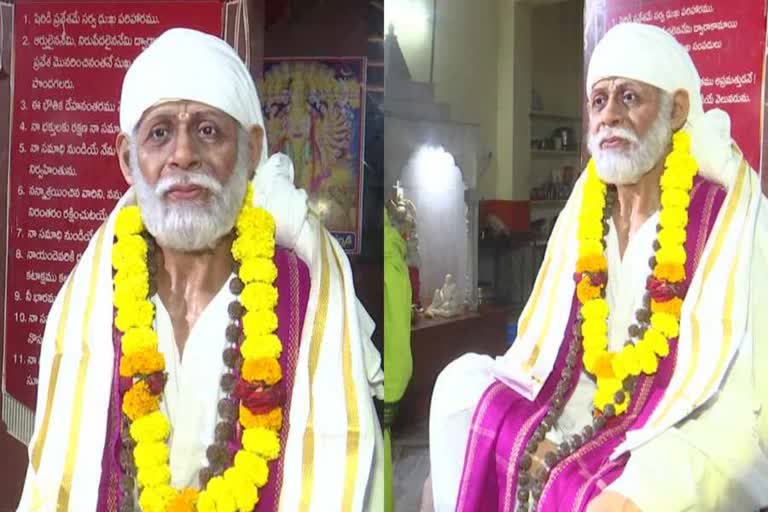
[[586, 491, 640, 512]]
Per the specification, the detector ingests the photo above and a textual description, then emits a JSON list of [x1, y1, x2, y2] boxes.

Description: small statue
[[425, 274, 461, 318]]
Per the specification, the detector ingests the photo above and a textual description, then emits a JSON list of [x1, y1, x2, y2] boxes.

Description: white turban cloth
[[119, 28, 269, 169], [586, 22, 735, 186]]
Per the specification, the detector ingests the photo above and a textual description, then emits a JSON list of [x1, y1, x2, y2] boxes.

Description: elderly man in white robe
[[16, 29, 383, 512], [427, 23, 767, 512]]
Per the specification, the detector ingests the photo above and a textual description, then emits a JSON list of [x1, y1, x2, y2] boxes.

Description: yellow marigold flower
[[122, 381, 160, 421], [672, 130, 691, 151], [655, 246, 687, 266], [236, 206, 276, 237], [611, 354, 629, 381], [661, 170, 694, 192], [653, 263, 685, 283], [223, 466, 249, 487], [576, 255, 607, 274], [223, 467, 260, 510], [133, 441, 169, 469], [581, 319, 608, 338], [644, 326, 671, 357], [243, 309, 278, 338], [581, 299, 609, 320], [241, 282, 279, 312], [242, 427, 281, 461], [657, 227, 687, 248], [650, 297, 683, 316], [620, 345, 642, 376], [112, 234, 148, 271], [208, 476, 238, 512], [581, 189, 606, 210], [239, 257, 278, 285], [234, 451, 270, 487], [240, 334, 283, 360], [114, 274, 150, 308], [166, 488, 198, 512], [582, 350, 600, 374], [576, 279, 602, 303], [139, 485, 177, 512], [235, 207, 260, 235], [130, 411, 170, 443], [240, 406, 283, 431], [637, 344, 659, 374], [659, 207, 688, 230], [232, 232, 276, 262], [235, 485, 259, 512], [577, 221, 605, 241], [114, 267, 149, 296], [579, 240, 604, 258], [137, 464, 171, 488], [661, 188, 691, 209], [122, 327, 159, 355], [115, 206, 145, 238], [120, 349, 165, 377], [197, 491, 217, 512], [582, 333, 608, 353], [593, 377, 621, 411], [115, 299, 155, 333], [242, 358, 282, 385], [650, 312, 679, 340]]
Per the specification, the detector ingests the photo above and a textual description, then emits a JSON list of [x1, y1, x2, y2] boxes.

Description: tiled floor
[[392, 421, 430, 512]]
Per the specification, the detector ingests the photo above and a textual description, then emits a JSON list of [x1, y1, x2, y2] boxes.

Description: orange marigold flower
[[576, 278, 602, 303], [593, 353, 615, 379], [650, 297, 683, 316], [242, 358, 282, 385], [122, 381, 160, 421], [240, 405, 283, 432], [653, 263, 685, 283], [166, 488, 198, 512], [119, 350, 165, 378], [575, 255, 607, 274]]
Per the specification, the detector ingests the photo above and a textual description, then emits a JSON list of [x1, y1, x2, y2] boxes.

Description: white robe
[[154, 279, 234, 490], [429, 188, 768, 511]]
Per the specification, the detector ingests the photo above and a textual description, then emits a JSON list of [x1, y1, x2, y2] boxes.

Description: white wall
[[387, 0, 501, 193]]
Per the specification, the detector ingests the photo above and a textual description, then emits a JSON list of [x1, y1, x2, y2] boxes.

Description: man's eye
[[623, 92, 637, 103], [592, 96, 606, 108], [200, 125, 217, 137], [151, 127, 168, 140]]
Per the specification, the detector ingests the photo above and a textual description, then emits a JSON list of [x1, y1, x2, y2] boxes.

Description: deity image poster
[[261, 57, 366, 253]]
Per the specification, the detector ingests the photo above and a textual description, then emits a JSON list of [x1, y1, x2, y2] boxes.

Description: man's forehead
[[137, 100, 235, 126], [590, 77, 656, 94]]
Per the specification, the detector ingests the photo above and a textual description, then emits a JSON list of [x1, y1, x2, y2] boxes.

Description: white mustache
[[154, 170, 223, 197], [593, 126, 640, 147]]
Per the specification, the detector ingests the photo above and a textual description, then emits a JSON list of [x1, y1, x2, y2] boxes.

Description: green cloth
[[383, 208, 413, 512]]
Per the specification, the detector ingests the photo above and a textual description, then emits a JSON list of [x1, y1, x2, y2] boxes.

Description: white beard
[[588, 96, 673, 185], [130, 130, 252, 252]]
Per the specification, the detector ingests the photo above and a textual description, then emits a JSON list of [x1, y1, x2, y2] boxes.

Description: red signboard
[[585, 0, 767, 171], [3, 1, 223, 410]]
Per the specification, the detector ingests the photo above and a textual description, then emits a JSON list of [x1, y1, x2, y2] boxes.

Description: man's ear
[[116, 133, 133, 185], [671, 89, 690, 132], [248, 125, 264, 179]]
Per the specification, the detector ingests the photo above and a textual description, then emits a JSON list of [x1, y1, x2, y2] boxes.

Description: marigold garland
[[578, 130, 696, 416], [113, 182, 286, 512]]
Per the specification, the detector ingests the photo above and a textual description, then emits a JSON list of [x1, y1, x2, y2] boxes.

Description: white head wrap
[[119, 28, 269, 168], [586, 22, 735, 185]]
